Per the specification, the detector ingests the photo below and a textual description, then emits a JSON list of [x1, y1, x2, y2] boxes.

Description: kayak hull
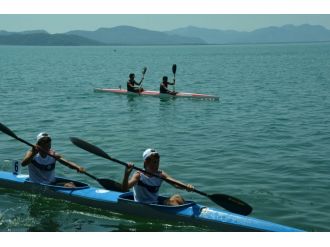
[[94, 88, 220, 101], [0, 171, 302, 232]]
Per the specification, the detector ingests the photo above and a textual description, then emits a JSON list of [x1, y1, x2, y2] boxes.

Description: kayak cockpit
[[24, 176, 89, 190], [118, 192, 196, 210]]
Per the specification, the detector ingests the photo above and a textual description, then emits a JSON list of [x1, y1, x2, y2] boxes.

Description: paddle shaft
[[83, 171, 98, 181], [69, 137, 253, 215], [139, 67, 147, 91], [172, 64, 176, 92], [70, 136, 222, 193], [0, 123, 99, 183], [108, 157, 220, 197], [85, 147, 251, 212], [106, 156, 191, 189], [18, 136, 81, 170]]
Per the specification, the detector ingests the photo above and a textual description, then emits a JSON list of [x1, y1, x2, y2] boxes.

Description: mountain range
[[0, 30, 103, 45], [167, 24, 330, 44], [66, 26, 204, 45], [1, 24, 330, 46]]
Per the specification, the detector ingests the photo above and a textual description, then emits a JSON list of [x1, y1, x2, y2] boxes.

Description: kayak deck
[[94, 88, 220, 101], [0, 171, 303, 232]]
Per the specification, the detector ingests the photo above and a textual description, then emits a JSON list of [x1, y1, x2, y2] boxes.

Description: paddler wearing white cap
[[122, 148, 194, 206]]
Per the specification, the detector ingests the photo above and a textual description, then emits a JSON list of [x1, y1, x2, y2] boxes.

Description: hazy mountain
[[167, 24, 330, 44], [245, 24, 330, 43], [20, 30, 49, 35], [66, 25, 205, 45], [0, 32, 104, 46], [0, 30, 48, 36], [1, 24, 330, 46], [166, 26, 245, 44]]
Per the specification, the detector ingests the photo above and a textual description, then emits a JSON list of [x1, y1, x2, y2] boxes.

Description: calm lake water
[[0, 43, 330, 231]]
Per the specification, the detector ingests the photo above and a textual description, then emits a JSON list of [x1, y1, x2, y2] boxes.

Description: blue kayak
[[0, 171, 303, 232]]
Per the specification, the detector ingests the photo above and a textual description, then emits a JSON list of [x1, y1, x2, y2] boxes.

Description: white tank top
[[28, 153, 56, 184], [133, 171, 163, 204]]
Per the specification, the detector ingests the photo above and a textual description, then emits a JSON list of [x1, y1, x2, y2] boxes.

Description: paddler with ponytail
[[21, 132, 85, 187]]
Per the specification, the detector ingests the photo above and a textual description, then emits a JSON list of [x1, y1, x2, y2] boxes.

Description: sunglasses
[[38, 138, 51, 144], [146, 152, 160, 161]]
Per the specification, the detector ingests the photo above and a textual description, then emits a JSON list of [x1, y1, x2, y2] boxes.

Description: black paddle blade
[[70, 137, 112, 160], [209, 194, 253, 216], [142, 67, 147, 75], [97, 178, 127, 192], [172, 64, 177, 74], [0, 122, 18, 139]]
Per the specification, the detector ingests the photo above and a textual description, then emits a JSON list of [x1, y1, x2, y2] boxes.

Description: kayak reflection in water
[[122, 148, 194, 205], [160, 76, 177, 95]]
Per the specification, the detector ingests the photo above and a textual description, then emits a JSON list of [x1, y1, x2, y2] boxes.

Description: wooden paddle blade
[[0, 122, 18, 139], [172, 64, 177, 74], [97, 178, 127, 192], [209, 194, 253, 216], [70, 137, 111, 160]]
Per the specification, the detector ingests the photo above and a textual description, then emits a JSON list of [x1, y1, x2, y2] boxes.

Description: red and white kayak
[[94, 88, 219, 101]]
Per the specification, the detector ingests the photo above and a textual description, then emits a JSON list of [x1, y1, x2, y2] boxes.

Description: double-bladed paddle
[[172, 64, 177, 92], [0, 122, 123, 192], [142, 66, 147, 78], [139, 66, 147, 92], [70, 137, 253, 216]]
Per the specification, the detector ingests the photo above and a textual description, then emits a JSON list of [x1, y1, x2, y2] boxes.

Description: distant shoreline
[[1, 24, 330, 46], [1, 41, 330, 47]]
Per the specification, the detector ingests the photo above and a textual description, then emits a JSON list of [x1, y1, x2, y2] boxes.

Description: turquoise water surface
[[0, 43, 330, 231]]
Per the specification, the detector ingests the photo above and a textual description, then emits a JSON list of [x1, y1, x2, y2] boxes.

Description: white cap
[[36, 132, 51, 142], [143, 148, 158, 161]]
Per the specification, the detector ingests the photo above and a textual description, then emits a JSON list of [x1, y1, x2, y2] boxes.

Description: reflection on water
[[0, 186, 209, 232], [26, 196, 60, 232]]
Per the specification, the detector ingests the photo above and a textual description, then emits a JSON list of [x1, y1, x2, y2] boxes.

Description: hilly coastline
[[1, 24, 330, 46], [167, 24, 330, 44], [0, 32, 104, 46], [66, 26, 205, 45]]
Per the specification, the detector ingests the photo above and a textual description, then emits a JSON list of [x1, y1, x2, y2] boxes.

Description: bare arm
[[160, 83, 172, 93], [161, 171, 194, 191], [57, 157, 85, 173], [21, 147, 37, 166], [136, 78, 144, 85], [122, 164, 140, 191], [167, 79, 175, 85]]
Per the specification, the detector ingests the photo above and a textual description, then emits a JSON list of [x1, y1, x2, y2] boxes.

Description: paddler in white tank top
[[21, 132, 85, 187], [122, 148, 194, 205]]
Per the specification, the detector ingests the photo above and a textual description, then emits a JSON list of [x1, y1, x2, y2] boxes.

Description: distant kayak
[[94, 88, 219, 101]]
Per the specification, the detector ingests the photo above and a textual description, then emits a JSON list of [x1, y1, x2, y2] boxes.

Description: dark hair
[[129, 73, 135, 78], [162, 76, 168, 82]]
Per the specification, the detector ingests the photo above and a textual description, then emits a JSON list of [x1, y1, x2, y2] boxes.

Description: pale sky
[[1, 15, 330, 33], [0, 1, 330, 33]]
